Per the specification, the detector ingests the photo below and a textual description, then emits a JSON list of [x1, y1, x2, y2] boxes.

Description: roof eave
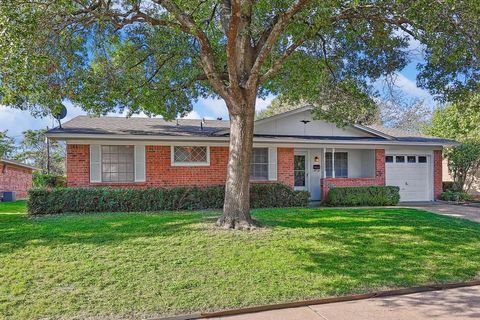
[[0, 159, 39, 171], [353, 124, 396, 140], [46, 132, 454, 147]]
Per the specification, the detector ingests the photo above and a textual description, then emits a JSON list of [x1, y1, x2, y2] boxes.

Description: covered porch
[[293, 147, 385, 201]]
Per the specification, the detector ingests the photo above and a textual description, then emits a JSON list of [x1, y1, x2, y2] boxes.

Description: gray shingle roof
[[48, 116, 229, 136], [48, 115, 456, 145], [363, 124, 456, 144]]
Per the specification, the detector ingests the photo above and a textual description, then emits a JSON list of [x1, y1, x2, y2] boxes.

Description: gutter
[[46, 132, 457, 147]]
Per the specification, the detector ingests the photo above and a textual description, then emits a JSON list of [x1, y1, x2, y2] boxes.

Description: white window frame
[[250, 147, 270, 181], [100, 145, 136, 183], [171, 145, 211, 166]]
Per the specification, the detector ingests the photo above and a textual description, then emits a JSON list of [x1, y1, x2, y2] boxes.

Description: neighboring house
[[0, 159, 37, 199], [442, 159, 480, 196], [46, 107, 456, 202]]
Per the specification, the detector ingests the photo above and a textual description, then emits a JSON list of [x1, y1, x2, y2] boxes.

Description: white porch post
[[332, 147, 335, 178], [323, 148, 326, 178]]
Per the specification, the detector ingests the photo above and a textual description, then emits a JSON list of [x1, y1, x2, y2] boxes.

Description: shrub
[[326, 186, 400, 206], [32, 172, 67, 188], [27, 183, 310, 215], [439, 191, 473, 202], [442, 181, 454, 192]]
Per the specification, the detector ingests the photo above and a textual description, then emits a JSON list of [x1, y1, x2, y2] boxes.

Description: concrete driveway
[[212, 286, 480, 320], [401, 202, 480, 223]]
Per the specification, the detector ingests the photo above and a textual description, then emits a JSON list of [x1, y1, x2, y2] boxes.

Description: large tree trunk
[[217, 98, 257, 229]]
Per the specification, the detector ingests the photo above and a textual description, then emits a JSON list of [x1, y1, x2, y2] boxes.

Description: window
[[407, 156, 416, 163], [101, 145, 135, 182], [172, 146, 209, 165], [325, 152, 348, 178], [385, 156, 394, 163], [418, 156, 427, 163], [250, 148, 269, 180], [395, 156, 405, 163]]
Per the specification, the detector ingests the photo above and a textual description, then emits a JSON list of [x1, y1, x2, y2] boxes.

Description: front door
[[294, 152, 307, 191]]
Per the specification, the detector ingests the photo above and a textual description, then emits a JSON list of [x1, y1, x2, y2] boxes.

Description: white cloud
[[183, 110, 201, 119], [0, 102, 89, 141], [196, 94, 276, 120], [255, 94, 275, 112], [393, 73, 434, 104], [196, 97, 229, 119]]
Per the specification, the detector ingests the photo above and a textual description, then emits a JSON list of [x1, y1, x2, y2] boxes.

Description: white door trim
[[294, 150, 309, 192]]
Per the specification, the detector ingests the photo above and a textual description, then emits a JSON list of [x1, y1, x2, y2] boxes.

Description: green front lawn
[[1, 202, 480, 319]]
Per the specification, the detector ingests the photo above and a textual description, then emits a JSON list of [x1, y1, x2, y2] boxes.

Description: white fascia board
[[50, 132, 455, 148]]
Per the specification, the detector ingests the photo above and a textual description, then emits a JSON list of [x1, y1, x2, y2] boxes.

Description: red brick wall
[[321, 149, 385, 200], [66, 144, 295, 188], [433, 149, 443, 200], [278, 148, 294, 187], [0, 164, 33, 199], [66, 144, 90, 187]]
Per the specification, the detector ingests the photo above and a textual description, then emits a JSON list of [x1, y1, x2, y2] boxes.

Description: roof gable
[[254, 107, 391, 139]]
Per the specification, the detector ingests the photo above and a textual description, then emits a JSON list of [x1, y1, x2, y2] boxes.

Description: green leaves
[[1, 0, 479, 123], [0, 130, 15, 159], [443, 141, 480, 192], [425, 93, 480, 141]]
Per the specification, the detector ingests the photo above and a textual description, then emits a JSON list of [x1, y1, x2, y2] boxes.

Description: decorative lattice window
[[173, 146, 209, 165], [101, 145, 135, 182]]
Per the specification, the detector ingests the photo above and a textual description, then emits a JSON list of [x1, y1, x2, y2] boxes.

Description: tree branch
[[226, 0, 241, 90], [246, 0, 310, 89], [259, 38, 304, 83], [153, 0, 231, 100]]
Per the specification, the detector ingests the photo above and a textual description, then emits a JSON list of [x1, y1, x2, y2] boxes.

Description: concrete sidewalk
[[212, 285, 480, 320], [401, 202, 480, 223]]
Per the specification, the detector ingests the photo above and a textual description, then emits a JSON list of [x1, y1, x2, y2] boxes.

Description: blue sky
[[0, 36, 434, 140]]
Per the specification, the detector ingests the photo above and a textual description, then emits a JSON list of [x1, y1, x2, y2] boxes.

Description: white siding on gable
[[255, 110, 375, 137]]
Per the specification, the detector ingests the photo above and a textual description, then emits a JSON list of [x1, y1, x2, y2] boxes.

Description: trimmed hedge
[[326, 186, 400, 206], [27, 183, 310, 215], [439, 191, 473, 202]]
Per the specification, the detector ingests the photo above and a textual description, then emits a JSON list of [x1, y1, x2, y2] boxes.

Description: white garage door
[[385, 155, 432, 202]]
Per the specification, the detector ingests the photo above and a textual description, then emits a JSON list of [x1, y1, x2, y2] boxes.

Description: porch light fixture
[[314, 156, 320, 163]]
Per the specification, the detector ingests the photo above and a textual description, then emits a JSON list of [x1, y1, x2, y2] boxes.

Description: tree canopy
[[14, 129, 66, 175], [424, 93, 480, 141], [0, 131, 15, 159], [1, 0, 479, 120]]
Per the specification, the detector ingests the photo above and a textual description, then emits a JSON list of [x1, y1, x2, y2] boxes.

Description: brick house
[[0, 159, 37, 199], [47, 107, 455, 202]]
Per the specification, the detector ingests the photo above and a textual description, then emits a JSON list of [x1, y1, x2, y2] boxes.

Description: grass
[[1, 202, 480, 319], [0, 200, 27, 214]]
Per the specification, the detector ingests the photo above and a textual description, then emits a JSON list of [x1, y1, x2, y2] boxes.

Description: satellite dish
[[53, 105, 68, 129], [53, 105, 67, 120]]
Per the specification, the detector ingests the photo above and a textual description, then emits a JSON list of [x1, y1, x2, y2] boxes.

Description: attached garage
[[385, 154, 433, 202]]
